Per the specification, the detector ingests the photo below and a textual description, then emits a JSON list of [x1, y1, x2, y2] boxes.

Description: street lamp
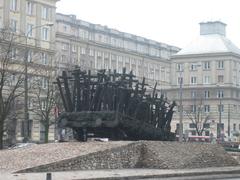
[[179, 68, 184, 142], [219, 97, 222, 138], [227, 104, 230, 140], [23, 23, 54, 142], [217, 89, 224, 141], [216, 84, 224, 141]]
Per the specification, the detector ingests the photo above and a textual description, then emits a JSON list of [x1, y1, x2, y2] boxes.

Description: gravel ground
[[0, 141, 131, 173]]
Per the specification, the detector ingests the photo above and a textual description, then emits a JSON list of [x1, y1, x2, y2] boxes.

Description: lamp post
[[23, 23, 54, 142], [216, 85, 224, 141], [179, 69, 183, 142], [227, 104, 230, 139], [219, 97, 222, 139], [218, 96, 226, 142]]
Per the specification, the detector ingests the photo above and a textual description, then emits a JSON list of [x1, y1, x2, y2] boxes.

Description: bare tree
[[185, 97, 212, 136], [31, 70, 56, 143], [0, 28, 26, 149]]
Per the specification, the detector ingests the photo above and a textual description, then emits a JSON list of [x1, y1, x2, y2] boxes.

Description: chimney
[[200, 21, 226, 36]]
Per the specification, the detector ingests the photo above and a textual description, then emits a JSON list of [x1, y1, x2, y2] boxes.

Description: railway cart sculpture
[[56, 67, 176, 141]]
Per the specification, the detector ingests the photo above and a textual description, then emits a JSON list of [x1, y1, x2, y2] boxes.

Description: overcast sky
[[56, 0, 240, 49]]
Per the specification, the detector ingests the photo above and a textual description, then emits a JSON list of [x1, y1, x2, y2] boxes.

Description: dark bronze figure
[[56, 67, 176, 141]]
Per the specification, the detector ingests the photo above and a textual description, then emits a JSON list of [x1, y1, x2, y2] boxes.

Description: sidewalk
[[1, 166, 240, 180]]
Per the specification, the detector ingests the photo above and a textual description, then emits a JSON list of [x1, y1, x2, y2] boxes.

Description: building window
[[81, 47, 86, 55], [62, 43, 68, 50], [41, 27, 49, 40], [233, 123, 236, 131], [41, 52, 48, 65], [0, 17, 2, 29], [190, 63, 198, 71], [41, 99, 47, 110], [111, 37, 117, 46], [218, 75, 224, 83], [217, 90, 224, 98], [190, 105, 197, 112], [89, 49, 94, 56], [10, 48, 17, 59], [26, 23, 33, 37], [204, 105, 210, 113], [233, 105, 237, 112], [191, 130, 196, 135], [79, 29, 89, 39], [10, 19, 17, 32], [63, 25, 67, 32], [27, 50, 33, 62], [205, 131, 210, 136], [9, 74, 16, 86], [72, 45, 77, 52], [97, 51, 102, 57], [191, 91, 196, 98], [21, 121, 24, 136], [26, 1, 33, 15], [10, 0, 17, 11], [28, 98, 34, 109], [190, 76, 197, 84], [104, 52, 110, 59], [189, 123, 196, 128], [149, 68, 154, 79], [218, 104, 224, 112], [42, 77, 48, 89], [61, 55, 66, 62], [177, 77, 183, 85], [203, 76, 210, 84], [233, 76, 237, 85], [40, 123, 46, 141], [203, 61, 210, 69], [203, 123, 210, 129], [176, 123, 180, 135], [161, 67, 166, 81], [104, 35, 110, 44], [72, 58, 77, 64], [41, 6, 49, 19], [204, 90, 210, 99], [177, 63, 183, 71], [218, 61, 224, 69]]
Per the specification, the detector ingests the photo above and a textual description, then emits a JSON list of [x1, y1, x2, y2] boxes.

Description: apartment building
[[55, 13, 180, 88], [169, 21, 240, 140], [0, 0, 59, 142]]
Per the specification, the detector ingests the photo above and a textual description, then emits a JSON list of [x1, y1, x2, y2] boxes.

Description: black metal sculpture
[[56, 67, 176, 141]]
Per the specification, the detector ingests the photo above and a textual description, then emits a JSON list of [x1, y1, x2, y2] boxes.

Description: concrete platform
[[2, 166, 240, 180]]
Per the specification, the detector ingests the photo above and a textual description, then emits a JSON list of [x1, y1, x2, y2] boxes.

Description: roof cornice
[[171, 52, 240, 60]]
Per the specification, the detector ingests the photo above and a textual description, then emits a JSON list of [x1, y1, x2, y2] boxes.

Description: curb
[[77, 168, 240, 180]]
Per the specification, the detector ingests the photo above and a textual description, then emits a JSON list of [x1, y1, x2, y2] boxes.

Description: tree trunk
[[0, 119, 4, 149], [6, 117, 17, 146], [0, 133, 3, 149], [44, 123, 49, 143]]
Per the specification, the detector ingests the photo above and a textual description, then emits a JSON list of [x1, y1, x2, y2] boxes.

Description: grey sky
[[56, 0, 240, 49]]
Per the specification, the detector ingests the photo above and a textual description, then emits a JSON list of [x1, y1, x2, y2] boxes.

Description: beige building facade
[[0, 0, 59, 142], [169, 21, 240, 141], [55, 13, 180, 88]]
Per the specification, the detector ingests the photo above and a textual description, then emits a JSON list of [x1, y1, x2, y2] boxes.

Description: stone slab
[[2, 166, 240, 180]]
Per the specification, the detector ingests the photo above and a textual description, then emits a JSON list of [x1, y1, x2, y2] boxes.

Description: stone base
[[17, 141, 238, 173]]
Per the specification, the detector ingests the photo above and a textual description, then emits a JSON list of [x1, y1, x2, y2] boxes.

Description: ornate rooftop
[[176, 21, 240, 56]]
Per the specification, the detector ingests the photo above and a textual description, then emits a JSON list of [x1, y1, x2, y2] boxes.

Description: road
[[143, 174, 240, 180]]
